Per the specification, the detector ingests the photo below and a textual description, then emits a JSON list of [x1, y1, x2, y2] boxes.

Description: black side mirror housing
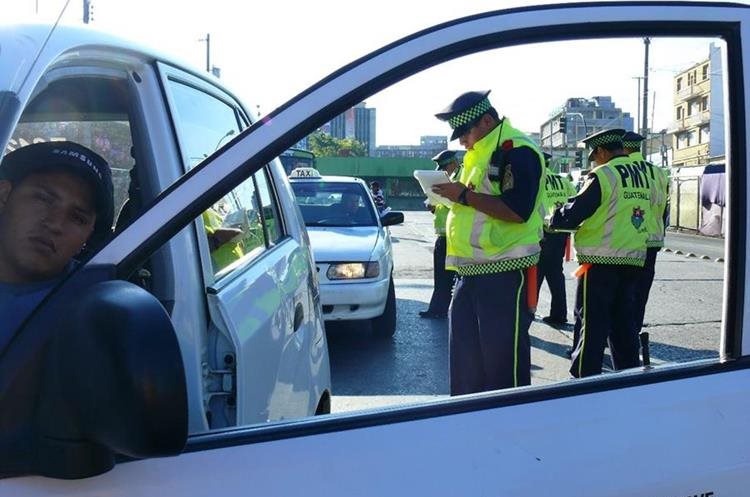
[[0, 275, 187, 480], [381, 211, 405, 227]]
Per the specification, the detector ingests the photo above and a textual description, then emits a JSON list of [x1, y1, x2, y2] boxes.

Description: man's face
[[458, 114, 493, 150], [0, 171, 96, 283], [342, 193, 359, 213]]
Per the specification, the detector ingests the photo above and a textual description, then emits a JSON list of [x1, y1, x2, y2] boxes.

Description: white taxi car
[[289, 168, 404, 337]]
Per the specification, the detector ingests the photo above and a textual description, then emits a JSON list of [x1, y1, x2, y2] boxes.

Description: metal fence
[[670, 176, 701, 231]]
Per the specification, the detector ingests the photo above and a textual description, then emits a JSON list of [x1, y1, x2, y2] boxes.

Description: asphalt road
[[328, 211, 724, 413]]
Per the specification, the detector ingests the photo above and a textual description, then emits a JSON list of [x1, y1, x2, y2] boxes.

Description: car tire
[[372, 276, 396, 338]]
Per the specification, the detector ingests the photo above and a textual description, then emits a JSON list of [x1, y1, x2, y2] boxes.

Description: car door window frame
[[79, 8, 747, 452]]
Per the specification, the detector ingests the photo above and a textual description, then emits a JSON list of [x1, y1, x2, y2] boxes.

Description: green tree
[[308, 131, 366, 157]]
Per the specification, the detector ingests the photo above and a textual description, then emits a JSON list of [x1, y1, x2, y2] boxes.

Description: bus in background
[[280, 148, 316, 175]]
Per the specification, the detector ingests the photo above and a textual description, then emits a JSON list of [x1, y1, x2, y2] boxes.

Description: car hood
[[307, 226, 381, 262]]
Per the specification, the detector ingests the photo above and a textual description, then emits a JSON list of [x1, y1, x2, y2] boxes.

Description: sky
[[6, 0, 721, 146]]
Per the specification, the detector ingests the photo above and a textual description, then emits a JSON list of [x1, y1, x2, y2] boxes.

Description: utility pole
[[199, 33, 211, 72], [642, 37, 651, 154], [632, 76, 643, 131]]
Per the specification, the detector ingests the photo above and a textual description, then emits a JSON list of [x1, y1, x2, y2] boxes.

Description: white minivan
[[0, 21, 331, 474]]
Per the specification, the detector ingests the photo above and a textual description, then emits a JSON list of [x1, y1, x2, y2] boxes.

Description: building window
[[700, 126, 710, 144], [702, 64, 709, 80], [701, 96, 709, 111], [677, 133, 687, 150], [676, 77, 682, 91], [676, 107, 682, 120]]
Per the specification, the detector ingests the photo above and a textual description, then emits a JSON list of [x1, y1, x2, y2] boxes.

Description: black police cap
[[431, 150, 458, 170], [622, 131, 645, 150], [582, 128, 625, 160], [435, 90, 493, 141]]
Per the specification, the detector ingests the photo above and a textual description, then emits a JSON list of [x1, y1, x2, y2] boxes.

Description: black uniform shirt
[[500, 147, 542, 222], [549, 174, 602, 229]]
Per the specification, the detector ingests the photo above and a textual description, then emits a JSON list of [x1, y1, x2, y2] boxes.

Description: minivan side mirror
[[381, 211, 405, 226], [0, 279, 187, 480]]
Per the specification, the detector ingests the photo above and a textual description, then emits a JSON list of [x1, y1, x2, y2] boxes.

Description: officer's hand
[[432, 182, 465, 202]]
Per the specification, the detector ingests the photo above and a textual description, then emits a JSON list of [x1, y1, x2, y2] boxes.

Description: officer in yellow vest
[[432, 90, 546, 394], [550, 129, 649, 378], [622, 131, 670, 335], [538, 152, 577, 326], [420, 150, 461, 319]]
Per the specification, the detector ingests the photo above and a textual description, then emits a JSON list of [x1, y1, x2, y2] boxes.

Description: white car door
[[3, 2, 750, 495], [158, 67, 329, 428]]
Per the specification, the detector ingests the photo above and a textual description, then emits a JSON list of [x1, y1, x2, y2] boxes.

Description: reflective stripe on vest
[[574, 156, 650, 267], [445, 118, 544, 275]]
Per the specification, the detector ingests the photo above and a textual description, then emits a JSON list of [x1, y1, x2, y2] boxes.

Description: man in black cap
[[538, 152, 576, 326], [549, 129, 650, 377], [622, 131, 670, 335], [432, 90, 546, 394], [0, 141, 114, 340], [420, 150, 461, 319]]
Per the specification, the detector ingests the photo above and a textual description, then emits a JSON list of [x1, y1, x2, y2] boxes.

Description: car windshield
[[292, 182, 378, 227]]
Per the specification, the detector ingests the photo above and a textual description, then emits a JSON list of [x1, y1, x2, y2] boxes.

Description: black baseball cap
[[0, 141, 114, 239]]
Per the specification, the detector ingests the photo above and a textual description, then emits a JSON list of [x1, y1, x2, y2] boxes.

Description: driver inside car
[[0, 141, 114, 343]]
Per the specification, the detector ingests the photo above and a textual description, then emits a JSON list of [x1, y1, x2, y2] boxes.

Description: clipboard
[[414, 170, 453, 207]]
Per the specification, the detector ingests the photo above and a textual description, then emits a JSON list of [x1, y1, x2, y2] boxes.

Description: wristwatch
[[458, 187, 470, 206]]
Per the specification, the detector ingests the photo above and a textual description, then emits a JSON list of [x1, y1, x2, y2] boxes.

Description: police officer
[[420, 150, 461, 319], [622, 131, 670, 334], [432, 90, 545, 394], [538, 152, 577, 326], [550, 129, 649, 378]]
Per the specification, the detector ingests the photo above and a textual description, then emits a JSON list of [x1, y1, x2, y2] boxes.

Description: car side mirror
[[0, 278, 187, 480], [380, 211, 404, 226]]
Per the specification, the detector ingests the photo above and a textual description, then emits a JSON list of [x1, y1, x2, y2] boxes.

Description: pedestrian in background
[[432, 90, 545, 394], [622, 131, 670, 335], [550, 129, 649, 377], [420, 150, 461, 319], [537, 152, 577, 326], [370, 181, 386, 213]]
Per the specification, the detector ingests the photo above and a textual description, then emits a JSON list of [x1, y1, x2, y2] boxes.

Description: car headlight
[[327, 262, 380, 279]]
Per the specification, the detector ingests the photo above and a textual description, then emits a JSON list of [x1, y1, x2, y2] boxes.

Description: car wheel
[[372, 276, 396, 338]]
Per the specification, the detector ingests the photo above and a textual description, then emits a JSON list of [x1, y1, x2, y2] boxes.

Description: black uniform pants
[[633, 247, 659, 333], [426, 235, 456, 315], [570, 264, 641, 378], [449, 270, 532, 395], [537, 232, 569, 321]]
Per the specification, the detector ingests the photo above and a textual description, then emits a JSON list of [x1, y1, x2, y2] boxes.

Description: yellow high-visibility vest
[[445, 118, 545, 276]]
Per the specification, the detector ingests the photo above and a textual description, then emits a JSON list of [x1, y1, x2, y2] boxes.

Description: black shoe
[[542, 316, 568, 326], [419, 310, 447, 319]]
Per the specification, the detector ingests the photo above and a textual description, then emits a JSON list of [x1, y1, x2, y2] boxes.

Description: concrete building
[[670, 42, 725, 167], [329, 102, 377, 156], [540, 97, 634, 171], [375, 135, 448, 159]]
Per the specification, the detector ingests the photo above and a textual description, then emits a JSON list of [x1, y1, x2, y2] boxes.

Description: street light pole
[[199, 33, 210, 72], [642, 37, 651, 154]]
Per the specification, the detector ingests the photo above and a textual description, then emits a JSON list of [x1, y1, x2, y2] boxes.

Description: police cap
[[622, 131, 645, 151], [435, 90, 493, 141], [582, 128, 626, 161], [431, 149, 458, 170]]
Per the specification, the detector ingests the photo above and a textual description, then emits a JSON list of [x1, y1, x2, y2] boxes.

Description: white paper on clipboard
[[414, 170, 453, 207]]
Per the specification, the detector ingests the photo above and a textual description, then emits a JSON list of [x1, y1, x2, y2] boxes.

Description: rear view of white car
[[289, 169, 404, 337]]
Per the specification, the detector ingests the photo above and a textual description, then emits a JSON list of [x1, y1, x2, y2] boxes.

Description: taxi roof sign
[[289, 167, 321, 179]]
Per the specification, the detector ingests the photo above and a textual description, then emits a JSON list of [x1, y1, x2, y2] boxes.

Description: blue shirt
[[0, 264, 74, 353]]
